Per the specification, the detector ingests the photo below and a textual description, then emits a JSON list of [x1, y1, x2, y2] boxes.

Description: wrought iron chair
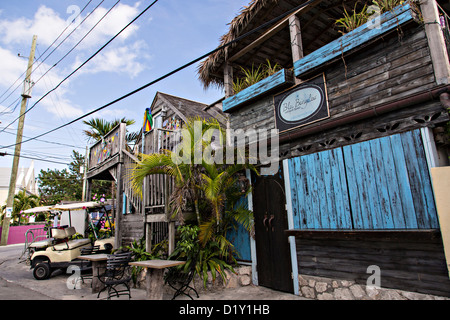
[[97, 252, 133, 300], [165, 254, 199, 300], [75, 245, 101, 287]]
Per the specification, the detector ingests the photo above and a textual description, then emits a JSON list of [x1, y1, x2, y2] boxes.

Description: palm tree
[[82, 117, 137, 143], [13, 190, 40, 224], [131, 117, 223, 223], [131, 117, 256, 246]]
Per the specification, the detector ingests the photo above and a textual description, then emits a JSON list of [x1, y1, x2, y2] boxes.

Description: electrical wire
[[0, 0, 116, 127], [0, 0, 318, 150], [0, 0, 152, 135], [0, 127, 84, 149], [2, 152, 70, 165], [0, 0, 95, 106]]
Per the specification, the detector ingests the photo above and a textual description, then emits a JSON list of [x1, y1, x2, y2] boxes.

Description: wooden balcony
[[86, 123, 125, 181], [141, 128, 180, 219]]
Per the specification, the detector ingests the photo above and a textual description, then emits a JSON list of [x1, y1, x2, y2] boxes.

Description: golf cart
[[25, 201, 115, 280]]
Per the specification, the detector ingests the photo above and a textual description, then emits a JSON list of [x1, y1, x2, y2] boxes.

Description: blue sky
[[0, 0, 244, 175]]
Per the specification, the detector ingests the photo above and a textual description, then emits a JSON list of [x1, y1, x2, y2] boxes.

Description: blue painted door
[[287, 130, 439, 230], [226, 195, 252, 261]]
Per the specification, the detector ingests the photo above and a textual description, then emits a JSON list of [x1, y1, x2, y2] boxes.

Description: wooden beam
[[228, 4, 314, 63], [420, 0, 450, 85]]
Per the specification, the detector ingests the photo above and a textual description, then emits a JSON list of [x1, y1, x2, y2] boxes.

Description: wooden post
[[145, 222, 153, 253], [289, 15, 304, 63], [1, 35, 37, 246], [289, 15, 303, 85], [224, 63, 234, 98], [114, 123, 127, 249], [421, 0, 450, 85]]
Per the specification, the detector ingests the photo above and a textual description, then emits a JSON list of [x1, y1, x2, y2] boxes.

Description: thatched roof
[[198, 0, 279, 89], [197, 0, 367, 89]]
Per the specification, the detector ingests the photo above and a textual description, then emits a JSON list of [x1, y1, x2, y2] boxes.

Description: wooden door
[[253, 167, 294, 293]]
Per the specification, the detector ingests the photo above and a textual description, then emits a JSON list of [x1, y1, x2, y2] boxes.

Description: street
[[0, 244, 305, 301]]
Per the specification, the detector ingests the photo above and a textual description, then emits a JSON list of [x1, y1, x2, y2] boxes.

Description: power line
[[0, 0, 116, 126], [0, 0, 318, 150], [0, 127, 85, 149], [0, 0, 148, 135], [2, 152, 69, 165], [0, 0, 95, 105]]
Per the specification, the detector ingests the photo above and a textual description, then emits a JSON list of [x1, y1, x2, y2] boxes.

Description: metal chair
[[97, 252, 132, 300], [75, 245, 101, 286], [165, 254, 199, 300]]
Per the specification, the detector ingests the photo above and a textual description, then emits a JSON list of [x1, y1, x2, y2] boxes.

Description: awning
[[51, 201, 103, 211], [22, 206, 54, 214], [22, 202, 104, 214]]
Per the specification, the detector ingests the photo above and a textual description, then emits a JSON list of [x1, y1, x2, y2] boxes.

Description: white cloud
[[0, 2, 148, 119], [72, 2, 141, 49], [0, 47, 27, 88], [0, 6, 67, 46], [0, 3, 142, 51], [74, 40, 149, 78]]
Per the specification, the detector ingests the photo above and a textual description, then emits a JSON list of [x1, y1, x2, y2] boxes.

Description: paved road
[[0, 244, 305, 301], [0, 277, 53, 300]]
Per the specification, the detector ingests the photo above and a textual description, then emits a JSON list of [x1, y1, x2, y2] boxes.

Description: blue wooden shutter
[[343, 130, 438, 229], [287, 148, 352, 229], [287, 129, 438, 230]]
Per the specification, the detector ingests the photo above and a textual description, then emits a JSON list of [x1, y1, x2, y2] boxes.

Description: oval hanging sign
[[278, 85, 324, 123], [274, 74, 329, 133]]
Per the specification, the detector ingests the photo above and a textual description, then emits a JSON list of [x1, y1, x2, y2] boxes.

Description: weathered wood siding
[[121, 213, 144, 248], [287, 130, 439, 230], [325, 25, 435, 121], [288, 147, 352, 230], [223, 69, 294, 112], [229, 24, 443, 157], [293, 232, 450, 297], [293, 4, 415, 77]]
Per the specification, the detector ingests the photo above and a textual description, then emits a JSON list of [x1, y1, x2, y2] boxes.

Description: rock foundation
[[135, 266, 448, 300], [298, 274, 449, 300]]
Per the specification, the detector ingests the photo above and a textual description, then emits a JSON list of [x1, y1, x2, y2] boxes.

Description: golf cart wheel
[[33, 262, 51, 280]]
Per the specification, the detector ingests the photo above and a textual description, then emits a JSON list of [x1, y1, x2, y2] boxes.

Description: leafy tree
[[37, 150, 112, 205], [11, 190, 40, 225], [38, 167, 78, 205], [131, 117, 256, 284], [82, 117, 138, 145]]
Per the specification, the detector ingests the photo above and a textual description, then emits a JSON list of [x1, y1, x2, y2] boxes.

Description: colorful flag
[[143, 108, 153, 132]]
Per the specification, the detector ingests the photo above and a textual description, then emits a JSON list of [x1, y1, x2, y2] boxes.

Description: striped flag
[[143, 108, 153, 132]]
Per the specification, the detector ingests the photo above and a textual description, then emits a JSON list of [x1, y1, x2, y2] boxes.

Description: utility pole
[[1, 35, 37, 246]]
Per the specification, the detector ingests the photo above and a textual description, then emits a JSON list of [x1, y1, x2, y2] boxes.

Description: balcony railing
[[142, 128, 181, 214]]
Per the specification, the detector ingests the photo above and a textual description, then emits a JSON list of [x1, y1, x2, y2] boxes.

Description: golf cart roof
[[52, 201, 103, 211], [22, 206, 54, 214]]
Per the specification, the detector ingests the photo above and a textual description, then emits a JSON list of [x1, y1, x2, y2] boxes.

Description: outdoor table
[[76, 253, 109, 293], [129, 259, 186, 300]]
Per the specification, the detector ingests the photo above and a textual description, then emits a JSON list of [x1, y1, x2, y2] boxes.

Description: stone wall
[[137, 265, 448, 300], [191, 265, 253, 293], [298, 274, 449, 300]]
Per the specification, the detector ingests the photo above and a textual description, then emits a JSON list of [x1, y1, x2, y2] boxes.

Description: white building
[[0, 160, 38, 207]]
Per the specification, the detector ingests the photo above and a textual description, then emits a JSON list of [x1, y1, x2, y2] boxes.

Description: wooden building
[[134, 92, 225, 253], [85, 92, 225, 250], [198, 0, 450, 297]]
